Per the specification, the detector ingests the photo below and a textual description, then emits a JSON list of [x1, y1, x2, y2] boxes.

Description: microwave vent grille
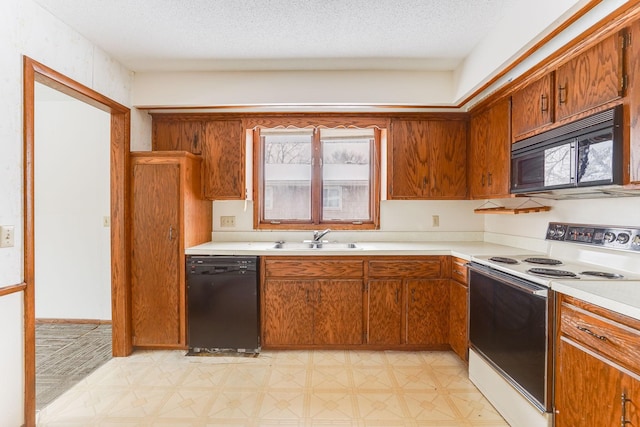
[[513, 107, 618, 151]]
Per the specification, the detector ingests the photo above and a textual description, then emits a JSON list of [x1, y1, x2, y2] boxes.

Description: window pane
[[262, 129, 313, 221], [321, 128, 373, 221]]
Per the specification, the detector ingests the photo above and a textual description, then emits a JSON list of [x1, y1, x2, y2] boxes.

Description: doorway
[[23, 57, 131, 427], [33, 82, 113, 410]]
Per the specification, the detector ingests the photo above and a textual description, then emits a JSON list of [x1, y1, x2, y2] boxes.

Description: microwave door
[[576, 130, 616, 186], [543, 142, 574, 187]]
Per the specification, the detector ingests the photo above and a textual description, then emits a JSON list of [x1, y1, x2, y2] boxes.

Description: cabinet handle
[[488, 172, 493, 186], [395, 288, 399, 304], [621, 392, 631, 427], [576, 325, 607, 341], [306, 289, 310, 304], [411, 288, 416, 304], [168, 226, 174, 241], [422, 176, 427, 189], [454, 269, 464, 277], [540, 94, 548, 112], [481, 174, 486, 187], [558, 85, 567, 105]]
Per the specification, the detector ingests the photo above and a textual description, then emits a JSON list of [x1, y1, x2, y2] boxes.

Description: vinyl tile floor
[[36, 322, 112, 410], [36, 349, 509, 426]]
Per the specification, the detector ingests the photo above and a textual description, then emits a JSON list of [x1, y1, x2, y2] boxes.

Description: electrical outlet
[[103, 216, 111, 227], [432, 215, 440, 227], [220, 216, 236, 227], [0, 225, 15, 248]]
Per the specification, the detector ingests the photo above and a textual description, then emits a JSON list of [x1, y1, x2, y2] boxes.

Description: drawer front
[[560, 299, 640, 375], [368, 259, 443, 278], [265, 259, 364, 278], [451, 257, 468, 285]]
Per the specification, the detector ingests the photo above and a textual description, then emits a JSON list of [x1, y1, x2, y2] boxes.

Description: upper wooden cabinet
[[151, 116, 246, 200], [201, 120, 245, 200], [555, 32, 626, 122], [511, 72, 555, 140], [388, 118, 467, 199], [153, 119, 204, 154], [469, 98, 511, 199]]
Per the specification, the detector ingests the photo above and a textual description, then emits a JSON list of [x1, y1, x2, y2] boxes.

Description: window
[[254, 125, 380, 229]]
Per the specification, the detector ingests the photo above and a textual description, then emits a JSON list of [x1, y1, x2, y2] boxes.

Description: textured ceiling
[[33, 0, 513, 72]]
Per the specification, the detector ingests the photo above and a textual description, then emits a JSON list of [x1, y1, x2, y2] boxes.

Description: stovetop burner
[[527, 268, 578, 278], [524, 257, 563, 265], [489, 257, 519, 264], [580, 271, 625, 279]]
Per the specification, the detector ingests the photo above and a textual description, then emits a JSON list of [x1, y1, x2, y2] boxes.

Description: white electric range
[[467, 222, 640, 427]]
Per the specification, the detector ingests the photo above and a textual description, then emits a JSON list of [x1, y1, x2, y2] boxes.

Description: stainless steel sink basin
[[271, 241, 361, 250]]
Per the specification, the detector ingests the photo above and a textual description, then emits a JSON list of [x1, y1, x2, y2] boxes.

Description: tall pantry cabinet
[[130, 152, 212, 348]]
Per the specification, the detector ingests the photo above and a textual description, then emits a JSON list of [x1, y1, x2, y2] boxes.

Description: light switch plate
[[0, 225, 15, 248]]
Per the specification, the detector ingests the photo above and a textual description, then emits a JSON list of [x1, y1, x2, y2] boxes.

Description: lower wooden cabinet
[[448, 257, 468, 361], [367, 280, 403, 345], [406, 279, 449, 345], [262, 256, 451, 349], [555, 294, 640, 426], [262, 258, 364, 347]]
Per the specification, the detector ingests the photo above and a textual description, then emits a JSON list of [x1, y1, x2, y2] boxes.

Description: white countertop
[[186, 240, 640, 320], [185, 240, 536, 260], [551, 280, 640, 321]]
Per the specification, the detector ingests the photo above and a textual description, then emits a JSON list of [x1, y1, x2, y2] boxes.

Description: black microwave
[[511, 105, 623, 194]]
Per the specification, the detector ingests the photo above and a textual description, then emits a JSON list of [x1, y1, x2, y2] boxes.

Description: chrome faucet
[[313, 228, 331, 242]]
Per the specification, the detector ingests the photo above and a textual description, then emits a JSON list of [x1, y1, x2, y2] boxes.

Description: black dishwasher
[[186, 255, 260, 354]]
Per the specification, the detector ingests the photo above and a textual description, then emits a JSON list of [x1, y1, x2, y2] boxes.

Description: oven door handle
[[468, 262, 549, 297]]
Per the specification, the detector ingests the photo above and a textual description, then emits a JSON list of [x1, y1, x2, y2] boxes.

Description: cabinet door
[[555, 338, 623, 427], [406, 279, 449, 345], [388, 120, 429, 198], [262, 279, 314, 346], [556, 33, 623, 121], [469, 109, 489, 198], [367, 280, 402, 345], [131, 163, 181, 346], [511, 73, 554, 139], [202, 120, 245, 200], [428, 120, 468, 199], [485, 98, 511, 197], [448, 280, 468, 361], [314, 279, 364, 345], [153, 120, 203, 154]]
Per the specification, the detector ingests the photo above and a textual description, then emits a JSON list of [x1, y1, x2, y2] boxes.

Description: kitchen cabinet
[[367, 257, 450, 348], [448, 257, 468, 361], [367, 280, 403, 345], [555, 294, 640, 427], [406, 279, 449, 345], [130, 152, 212, 348], [555, 32, 626, 122], [469, 98, 511, 199], [153, 119, 204, 154], [201, 120, 245, 200], [388, 119, 467, 199], [511, 72, 555, 140], [628, 20, 640, 184], [262, 258, 364, 347]]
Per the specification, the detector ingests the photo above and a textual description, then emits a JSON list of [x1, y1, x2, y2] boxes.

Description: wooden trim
[[0, 282, 26, 297], [22, 56, 131, 427], [35, 318, 113, 325]]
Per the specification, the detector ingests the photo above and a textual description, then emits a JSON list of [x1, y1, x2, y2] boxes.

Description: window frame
[[250, 117, 384, 230]]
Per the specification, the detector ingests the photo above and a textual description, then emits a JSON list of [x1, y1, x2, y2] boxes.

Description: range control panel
[[546, 222, 640, 252]]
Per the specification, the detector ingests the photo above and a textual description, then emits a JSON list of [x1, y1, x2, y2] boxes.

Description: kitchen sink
[[271, 241, 361, 250]]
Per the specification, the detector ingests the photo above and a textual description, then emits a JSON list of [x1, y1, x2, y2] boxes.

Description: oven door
[[468, 263, 552, 412]]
